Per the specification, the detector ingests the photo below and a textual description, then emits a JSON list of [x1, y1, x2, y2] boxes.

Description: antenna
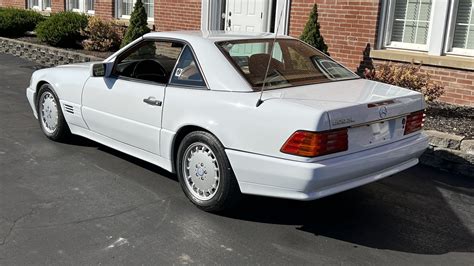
[[256, 1, 286, 107]]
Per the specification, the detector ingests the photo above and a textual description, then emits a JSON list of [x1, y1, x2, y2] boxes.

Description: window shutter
[[453, 0, 474, 50], [390, 0, 432, 45]]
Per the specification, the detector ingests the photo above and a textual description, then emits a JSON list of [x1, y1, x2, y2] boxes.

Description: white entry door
[[225, 0, 271, 32]]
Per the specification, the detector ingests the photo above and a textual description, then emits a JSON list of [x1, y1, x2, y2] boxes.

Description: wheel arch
[[171, 125, 223, 173], [35, 80, 58, 112]]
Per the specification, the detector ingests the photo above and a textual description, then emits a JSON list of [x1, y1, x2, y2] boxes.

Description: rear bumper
[[226, 133, 429, 200]]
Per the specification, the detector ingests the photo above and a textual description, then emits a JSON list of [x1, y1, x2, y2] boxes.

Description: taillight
[[404, 111, 425, 135], [280, 129, 348, 157]]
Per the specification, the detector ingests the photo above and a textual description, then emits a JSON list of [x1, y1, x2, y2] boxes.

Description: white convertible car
[[26, 31, 429, 211]]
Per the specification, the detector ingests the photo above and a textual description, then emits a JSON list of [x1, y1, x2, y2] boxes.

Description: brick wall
[[373, 60, 474, 106], [1, 0, 26, 9], [154, 0, 201, 31], [289, 0, 380, 71], [51, 0, 65, 12], [95, 0, 114, 19], [422, 66, 473, 106]]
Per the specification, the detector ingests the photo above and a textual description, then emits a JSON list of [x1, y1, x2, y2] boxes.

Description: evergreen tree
[[121, 0, 150, 47], [300, 4, 329, 55]]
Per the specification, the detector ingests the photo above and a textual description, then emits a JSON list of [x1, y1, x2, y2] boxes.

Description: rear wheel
[[177, 131, 241, 212], [37, 84, 70, 141]]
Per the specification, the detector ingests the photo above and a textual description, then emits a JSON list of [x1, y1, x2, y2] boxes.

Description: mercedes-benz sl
[[26, 31, 429, 211]]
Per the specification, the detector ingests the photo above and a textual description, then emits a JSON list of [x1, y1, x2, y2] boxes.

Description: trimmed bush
[[82, 16, 125, 52], [0, 8, 44, 37], [121, 0, 150, 47], [364, 62, 444, 102], [36, 11, 88, 47], [300, 4, 329, 55]]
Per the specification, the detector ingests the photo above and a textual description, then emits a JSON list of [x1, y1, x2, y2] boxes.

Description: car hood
[[262, 79, 425, 129]]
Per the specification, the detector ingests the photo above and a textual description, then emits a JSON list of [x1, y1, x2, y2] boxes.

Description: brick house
[[1, 0, 473, 106]]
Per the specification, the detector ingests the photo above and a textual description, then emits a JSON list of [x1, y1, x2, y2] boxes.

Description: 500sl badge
[[332, 117, 355, 126]]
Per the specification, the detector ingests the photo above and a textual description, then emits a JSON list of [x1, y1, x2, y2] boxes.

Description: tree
[[300, 4, 329, 55], [121, 0, 150, 47]]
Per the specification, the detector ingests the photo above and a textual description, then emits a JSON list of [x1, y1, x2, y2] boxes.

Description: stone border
[[0, 37, 103, 67], [1, 37, 472, 177], [420, 130, 473, 177]]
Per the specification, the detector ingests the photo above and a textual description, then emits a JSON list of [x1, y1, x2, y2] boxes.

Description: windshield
[[217, 39, 359, 90]]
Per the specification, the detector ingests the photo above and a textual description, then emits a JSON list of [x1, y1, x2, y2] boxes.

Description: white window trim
[[115, 0, 154, 22], [445, 0, 474, 57], [30, 0, 52, 11], [67, 0, 95, 15], [383, 0, 437, 52], [379, 0, 474, 58]]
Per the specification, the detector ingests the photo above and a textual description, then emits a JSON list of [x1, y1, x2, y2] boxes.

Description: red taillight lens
[[280, 129, 348, 157], [404, 111, 425, 135]]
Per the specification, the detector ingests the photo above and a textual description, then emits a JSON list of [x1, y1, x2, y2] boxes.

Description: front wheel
[[37, 84, 70, 141], [176, 131, 241, 212]]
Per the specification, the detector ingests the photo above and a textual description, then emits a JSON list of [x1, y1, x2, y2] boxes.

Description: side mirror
[[91, 62, 113, 77]]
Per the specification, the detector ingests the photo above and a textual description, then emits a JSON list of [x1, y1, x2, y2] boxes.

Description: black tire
[[36, 83, 71, 141], [176, 131, 241, 212]]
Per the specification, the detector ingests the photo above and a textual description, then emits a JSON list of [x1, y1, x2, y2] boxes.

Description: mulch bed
[[15, 36, 113, 59], [425, 102, 473, 139]]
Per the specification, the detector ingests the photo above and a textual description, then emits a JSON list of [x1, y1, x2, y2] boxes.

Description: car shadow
[[224, 166, 474, 255], [63, 135, 474, 255]]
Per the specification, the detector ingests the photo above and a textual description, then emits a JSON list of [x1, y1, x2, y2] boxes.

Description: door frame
[[201, 0, 291, 35]]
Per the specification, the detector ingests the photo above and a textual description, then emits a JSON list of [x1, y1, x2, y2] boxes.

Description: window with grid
[[390, 0, 432, 48], [381, 0, 474, 58], [69, 0, 80, 10], [31, 0, 39, 7], [28, 0, 51, 10], [452, 0, 474, 50], [67, 0, 94, 13], [43, 0, 51, 9], [86, 0, 94, 11], [120, 0, 154, 19]]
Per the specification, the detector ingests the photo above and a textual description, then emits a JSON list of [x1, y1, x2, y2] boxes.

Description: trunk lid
[[263, 79, 425, 129], [263, 79, 425, 154]]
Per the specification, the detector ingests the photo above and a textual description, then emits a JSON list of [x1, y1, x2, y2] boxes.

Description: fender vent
[[64, 104, 74, 114]]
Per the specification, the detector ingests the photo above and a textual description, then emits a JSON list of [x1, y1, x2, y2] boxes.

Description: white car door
[[81, 40, 184, 155]]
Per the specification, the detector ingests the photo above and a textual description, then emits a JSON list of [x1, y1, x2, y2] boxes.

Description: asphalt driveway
[[0, 53, 473, 265]]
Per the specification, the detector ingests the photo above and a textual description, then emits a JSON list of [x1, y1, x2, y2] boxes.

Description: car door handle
[[143, 97, 162, 106]]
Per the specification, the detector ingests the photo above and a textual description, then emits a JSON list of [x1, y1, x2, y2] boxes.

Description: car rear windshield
[[216, 39, 359, 90]]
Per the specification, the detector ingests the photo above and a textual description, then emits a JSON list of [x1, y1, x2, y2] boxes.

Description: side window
[[114, 40, 184, 83], [170, 46, 206, 87]]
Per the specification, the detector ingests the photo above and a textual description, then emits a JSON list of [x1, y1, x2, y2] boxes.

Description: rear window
[[216, 39, 358, 90]]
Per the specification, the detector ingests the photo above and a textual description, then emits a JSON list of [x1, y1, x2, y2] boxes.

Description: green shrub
[[121, 0, 150, 47], [0, 8, 44, 37], [81, 16, 126, 52], [364, 62, 444, 102], [36, 11, 88, 47], [300, 4, 329, 55]]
